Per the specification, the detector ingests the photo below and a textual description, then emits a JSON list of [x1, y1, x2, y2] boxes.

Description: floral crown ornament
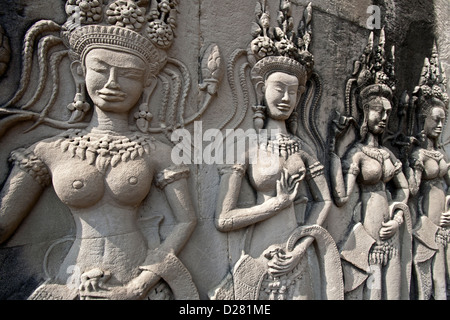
[[249, 1, 314, 132], [413, 43, 449, 115], [337, 28, 397, 144], [397, 42, 449, 147], [61, 0, 179, 127], [63, 0, 178, 69], [249, 0, 314, 82], [345, 28, 396, 118]]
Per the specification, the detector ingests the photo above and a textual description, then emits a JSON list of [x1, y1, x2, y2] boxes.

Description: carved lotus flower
[[275, 38, 298, 60], [375, 71, 390, 85], [420, 85, 433, 98], [67, 0, 103, 24], [107, 0, 146, 30], [432, 85, 449, 103], [432, 84, 441, 97], [158, 0, 172, 14], [251, 36, 277, 60], [147, 20, 174, 48]]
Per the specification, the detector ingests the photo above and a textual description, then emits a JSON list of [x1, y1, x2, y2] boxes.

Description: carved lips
[[276, 103, 292, 112], [97, 89, 127, 102]]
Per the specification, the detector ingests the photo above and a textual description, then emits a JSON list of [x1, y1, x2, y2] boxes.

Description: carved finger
[[290, 181, 300, 200], [280, 168, 289, 190], [288, 173, 300, 186], [276, 180, 282, 196]]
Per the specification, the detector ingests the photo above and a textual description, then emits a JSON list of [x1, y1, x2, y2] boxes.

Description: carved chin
[[427, 130, 442, 139], [267, 109, 292, 121], [368, 125, 385, 135]]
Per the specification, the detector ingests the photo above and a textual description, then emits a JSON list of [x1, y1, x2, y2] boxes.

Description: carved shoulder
[[409, 147, 425, 171], [150, 139, 176, 172], [8, 138, 59, 188], [296, 150, 325, 180], [151, 139, 191, 190], [32, 136, 63, 164], [342, 145, 363, 166]]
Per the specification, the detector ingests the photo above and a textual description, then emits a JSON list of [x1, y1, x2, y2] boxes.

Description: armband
[[306, 161, 324, 179], [9, 148, 51, 188], [154, 164, 190, 189], [217, 164, 246, 177]]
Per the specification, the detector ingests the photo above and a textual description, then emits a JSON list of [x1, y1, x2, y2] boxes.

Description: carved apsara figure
[[0, 0, 199, 300], [329, 30, 412, 300], [402, 45, 450, 300], [212, 1, 343, 300]]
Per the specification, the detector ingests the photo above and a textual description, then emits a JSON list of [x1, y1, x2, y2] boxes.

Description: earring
[[67, 87, 91, 124], [252, 105, 266, 132], [135, 104, 153, 133], [134, 85, 154, 133]]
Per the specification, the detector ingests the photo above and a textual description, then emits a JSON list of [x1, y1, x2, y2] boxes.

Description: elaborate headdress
[[348, 28, 396, 110], [61, 0, 178, 126], [396, 43, 450, 145], [249, 0, 313, 84], [412, 43, 449, 117], [248, 0, 314, 132], [63, 0, 177, 71], [344, 28, 396, 140]]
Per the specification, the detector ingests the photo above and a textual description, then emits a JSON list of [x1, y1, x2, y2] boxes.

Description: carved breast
[[422, 153, 447, 181], [357, 147, 398, 185], [248, 150, 306, 195], [358, 156, 383, 185], [52, 156, 153, 209]]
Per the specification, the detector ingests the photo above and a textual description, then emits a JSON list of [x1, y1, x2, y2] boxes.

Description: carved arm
[[329, 151, 359, 207], [215, 164, 299, 233], [0, 149, 49, 244], [390, 164, 410, 205], [156, 169, 198, 255]]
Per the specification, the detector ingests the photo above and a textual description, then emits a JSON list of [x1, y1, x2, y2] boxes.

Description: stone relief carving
[[328, 29, 412, 300], [0, 0, 209, 300], [397, 45, 450, 300], [210, 1, 343, 300], [0, 0, 449, 301]]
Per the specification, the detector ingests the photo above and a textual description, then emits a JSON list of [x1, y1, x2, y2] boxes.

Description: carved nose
[[105, 68, 120, 90], [105, 78, 120, 90], [282, 90, 290, 102]]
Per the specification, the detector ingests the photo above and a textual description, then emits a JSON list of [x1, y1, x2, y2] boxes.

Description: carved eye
[[274, 86, 284, 93], [119, 69, 143, 80], [89, 64, 108, 74]]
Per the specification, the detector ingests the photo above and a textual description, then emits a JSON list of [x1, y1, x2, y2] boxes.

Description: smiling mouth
[[97, 90, 126, 102], [277, 104, 291, 112]]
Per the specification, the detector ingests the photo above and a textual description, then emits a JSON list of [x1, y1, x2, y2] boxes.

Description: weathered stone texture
[[0, 0, 448, 300]]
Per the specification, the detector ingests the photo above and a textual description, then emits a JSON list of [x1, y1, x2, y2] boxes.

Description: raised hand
[[274, 168, 301, 210]]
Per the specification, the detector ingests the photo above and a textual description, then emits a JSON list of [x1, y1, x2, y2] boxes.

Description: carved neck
[[265, 118, 288, 138], [87, 107, 132, 135], [423, 135, 438, 151], [364, 132, 380, 148]]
